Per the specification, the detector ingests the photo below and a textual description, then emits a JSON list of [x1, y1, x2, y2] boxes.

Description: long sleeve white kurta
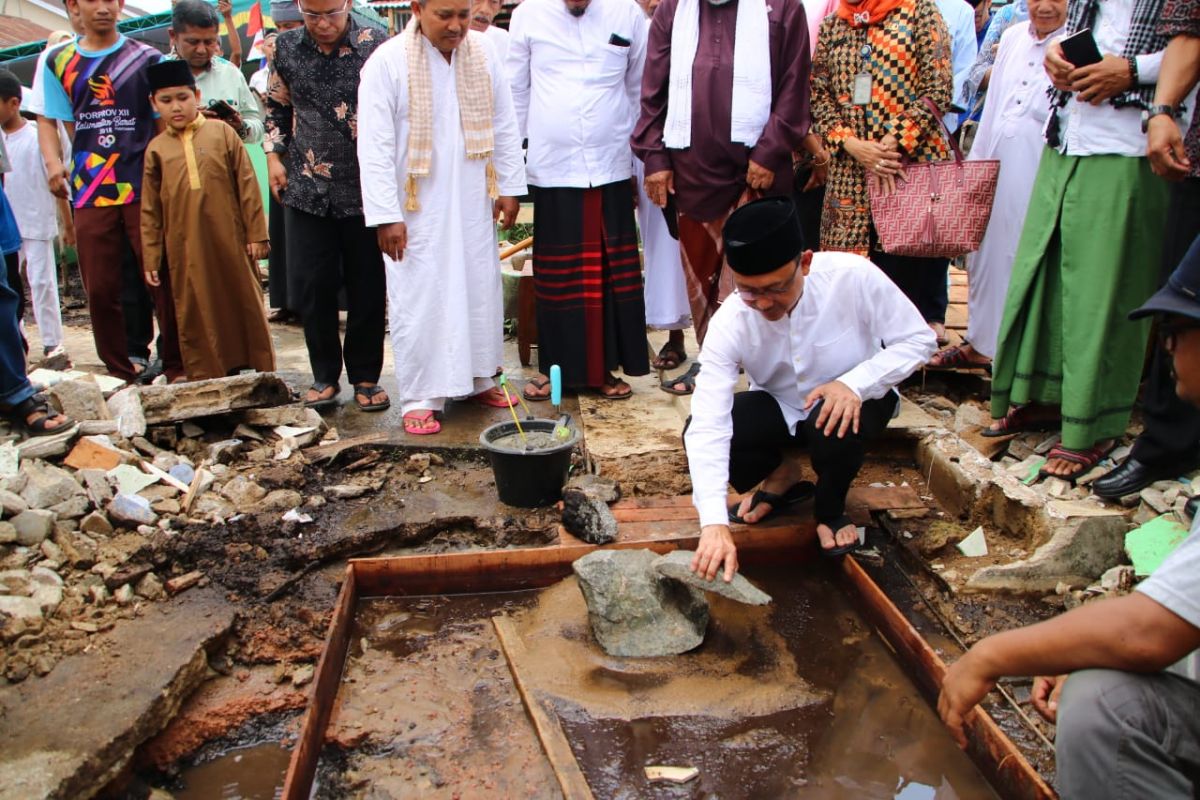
[[357, 33, 527, 407], [685, 253, 937, 528], [964, 21, 1059, 359]]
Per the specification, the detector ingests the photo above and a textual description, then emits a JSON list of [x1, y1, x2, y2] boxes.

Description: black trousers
[[267, 194, 293, 312], [284, 206, 385, 387], [120, 240, 156, 361], [1130, 178, 1200, 467], [870, 226, 949, 324], [727, 389, 898, 525]]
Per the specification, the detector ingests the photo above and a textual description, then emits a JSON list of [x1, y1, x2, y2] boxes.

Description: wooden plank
[[610, 496, 694, 510], [282, 565, 358, 800], [493, 616, 596, 800], [308, 431, 392, 463], [840, 557, 1056, 800]]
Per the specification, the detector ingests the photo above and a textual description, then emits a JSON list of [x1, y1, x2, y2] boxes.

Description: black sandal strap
[[818, 514, 859, 557]]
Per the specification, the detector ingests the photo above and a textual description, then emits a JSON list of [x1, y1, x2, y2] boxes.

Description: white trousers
[[401, 376, 496, 416], [19, 238, 62, 350]]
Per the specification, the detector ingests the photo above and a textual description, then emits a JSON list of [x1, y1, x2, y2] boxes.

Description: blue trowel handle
[[550, 365, 562, 407]]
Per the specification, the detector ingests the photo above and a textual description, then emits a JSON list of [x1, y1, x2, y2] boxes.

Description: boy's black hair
[[0, 69, 22, 103]]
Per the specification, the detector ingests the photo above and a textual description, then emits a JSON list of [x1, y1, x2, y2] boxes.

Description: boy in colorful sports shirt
[[37, 0, 183, 383]]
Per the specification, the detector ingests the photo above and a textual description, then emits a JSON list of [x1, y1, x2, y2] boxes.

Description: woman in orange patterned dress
[[810, 0, 954, 338]]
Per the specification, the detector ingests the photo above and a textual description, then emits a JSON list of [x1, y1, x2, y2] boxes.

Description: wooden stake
[[499, 236, 534, 261], [493, 615, 596, 800]]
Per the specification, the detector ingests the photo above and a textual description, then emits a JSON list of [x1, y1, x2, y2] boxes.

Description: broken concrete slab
[[47, 380, 110, 423], [965, 516, 1129, 594], [19, 462, 85, 511], [653, 550, 772, 605], [236, 405, 312, 428], [573, 549, 708, 657], [105, 388, 147, 439], [16, 424, 80, 460], [564, 474, 621, 504], [12, 510, 56, 547], [137, 374, 292, 425], [0, 587, 235, 800], [0, 488, 28, 517]]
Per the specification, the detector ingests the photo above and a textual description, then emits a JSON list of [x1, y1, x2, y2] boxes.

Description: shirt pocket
[[809, 328, 857, 383]]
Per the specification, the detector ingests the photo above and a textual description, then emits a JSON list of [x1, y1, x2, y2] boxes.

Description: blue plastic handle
[[550, 365, 562, 406]]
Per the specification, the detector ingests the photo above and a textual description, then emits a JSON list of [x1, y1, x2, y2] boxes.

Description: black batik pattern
[[265, 19, 384, 218]]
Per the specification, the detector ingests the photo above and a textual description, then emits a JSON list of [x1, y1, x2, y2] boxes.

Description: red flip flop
[[402, 410, 441, 435], [470, 387, 516, 409]]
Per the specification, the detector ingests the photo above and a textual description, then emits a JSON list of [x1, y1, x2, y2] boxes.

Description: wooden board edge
[[839, 556, 1057, 800], [493, 615, 596, 800], [282, 564, 358, 800]]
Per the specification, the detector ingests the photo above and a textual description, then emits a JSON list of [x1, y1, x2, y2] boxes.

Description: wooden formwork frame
[[281, 502, 1055, 800]]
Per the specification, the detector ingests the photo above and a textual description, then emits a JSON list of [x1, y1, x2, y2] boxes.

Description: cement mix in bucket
[[315, 568, 999, 799]]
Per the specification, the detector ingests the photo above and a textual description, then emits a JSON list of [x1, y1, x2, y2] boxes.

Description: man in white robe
[[470, 0, 511, 60], [928, 0, 1066, 369], [357, 0, 526, 435]]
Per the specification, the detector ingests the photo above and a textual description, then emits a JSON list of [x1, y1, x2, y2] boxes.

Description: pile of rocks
[[0, 373, 377, 684]]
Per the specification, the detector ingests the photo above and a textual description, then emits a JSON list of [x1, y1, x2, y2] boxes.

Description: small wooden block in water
[[645, 765, 700, 784]]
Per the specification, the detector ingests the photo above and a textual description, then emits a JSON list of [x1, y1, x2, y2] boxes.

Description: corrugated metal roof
[[0, 15, 53, 48]]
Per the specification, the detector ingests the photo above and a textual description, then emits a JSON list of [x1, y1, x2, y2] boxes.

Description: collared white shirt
[[1051, 0, 1194, 157], [507, 0, 648, 188], [483, 24, 510, 62], [685, 252, 937, 528]]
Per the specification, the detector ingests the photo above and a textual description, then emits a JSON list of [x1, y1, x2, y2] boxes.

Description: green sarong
[[990, 148, 1169, 450]]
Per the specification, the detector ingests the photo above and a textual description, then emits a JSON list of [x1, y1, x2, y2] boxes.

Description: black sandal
[[660, 362, 701, 396], [651, 341, 688, 370], [3, 394, 74, 437], [523, 375, 551, 402], [354, 383, 391, 413], [304, 381, 340, 409], [819, 514, 860, 557], [728, 481, 816, 524]]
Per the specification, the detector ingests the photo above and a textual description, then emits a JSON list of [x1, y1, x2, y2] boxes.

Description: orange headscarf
[[836, 0, 904, 27]]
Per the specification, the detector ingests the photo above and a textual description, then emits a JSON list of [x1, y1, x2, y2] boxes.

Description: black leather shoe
[[1187, 495, 1199, 521], [1093, 458, 1193, 499]]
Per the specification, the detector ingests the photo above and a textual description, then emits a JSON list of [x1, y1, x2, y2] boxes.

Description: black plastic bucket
[[479, 419, 579, 507]]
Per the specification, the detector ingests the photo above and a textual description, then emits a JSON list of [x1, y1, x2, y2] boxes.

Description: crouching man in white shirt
[[685, 198, 937, 581]]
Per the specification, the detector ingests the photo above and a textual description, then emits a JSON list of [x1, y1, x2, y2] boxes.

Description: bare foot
[[523, 374, 552, 401], [1041, 440, 1114, 479], [305, 385, 337, 404], [817, 521, 858, 551], [733, 458, 804, 524]]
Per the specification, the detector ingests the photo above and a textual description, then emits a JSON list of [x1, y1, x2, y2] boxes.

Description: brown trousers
[[74, 203, 182, 382]]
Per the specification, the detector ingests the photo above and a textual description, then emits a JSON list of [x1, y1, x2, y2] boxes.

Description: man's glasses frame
[[295, 0, 351, 23], [735, 261, 801, 301]]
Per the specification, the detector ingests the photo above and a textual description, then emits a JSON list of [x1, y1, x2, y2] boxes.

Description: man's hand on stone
[[691, 524, 738, 582], [1031, 674, 1067, 723], [1148, 114, 1190, 180], [804, 380, 861, 438], [746, 160, 774, 191], [1044, 41, 1075, 92], [644, 170, 674, 208], [378, 222, 407, 261], [494, 196, 519, 230], [1070, 54, 1133, 105]]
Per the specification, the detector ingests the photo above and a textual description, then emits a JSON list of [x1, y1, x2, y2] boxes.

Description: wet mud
[[314, 567, 999, 799]]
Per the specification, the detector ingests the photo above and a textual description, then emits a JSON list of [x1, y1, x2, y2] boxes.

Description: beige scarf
[[404, 17, 497, 211]]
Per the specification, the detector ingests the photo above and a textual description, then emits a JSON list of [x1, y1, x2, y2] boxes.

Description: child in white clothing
[[0, 69, 70, 364]]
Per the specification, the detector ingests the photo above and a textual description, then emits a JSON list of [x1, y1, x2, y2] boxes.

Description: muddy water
[[173, 741, 290, 799], [323, 567, 1000, 799]]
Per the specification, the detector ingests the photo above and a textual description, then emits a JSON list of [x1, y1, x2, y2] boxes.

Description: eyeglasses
[[296, 0, 350, 22], [736, 262, 801, 301]]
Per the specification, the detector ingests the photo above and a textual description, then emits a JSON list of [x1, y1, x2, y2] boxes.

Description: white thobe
[[482, 25, 510, 61], [357, 34, 527, 412], [934, 0, 980, 132], [685, 253, 936, 528], [964, 21, 1059, 359]]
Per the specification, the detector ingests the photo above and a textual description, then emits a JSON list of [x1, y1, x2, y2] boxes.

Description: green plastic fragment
[[1125, 515, 1190, 577], [1020, 457, 1047, 485]]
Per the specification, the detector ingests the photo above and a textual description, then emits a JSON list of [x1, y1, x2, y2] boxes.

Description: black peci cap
[[722, 197, 805, 276]]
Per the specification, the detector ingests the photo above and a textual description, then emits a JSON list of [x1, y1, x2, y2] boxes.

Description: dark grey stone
[[562, 489, 618, 545], [564, 474, 621, 504], [653, 551, 772, 606], [572, 549, 708, 657]]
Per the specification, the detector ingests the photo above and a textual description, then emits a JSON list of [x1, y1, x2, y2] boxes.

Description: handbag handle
[[918, 97, 964, 163]]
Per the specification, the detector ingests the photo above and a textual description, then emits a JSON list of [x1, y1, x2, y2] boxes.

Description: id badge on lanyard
[[852, 42, 873, 107]]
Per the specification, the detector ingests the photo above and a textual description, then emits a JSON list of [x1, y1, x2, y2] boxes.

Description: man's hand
[[246, 241, 270, 260], [804, 380, 862, 438], [47, 165, 70, 199], [938, 649, 998, 749], [378, 221, 407, 261], [1148, 114, 1191, 180], [644, 169, 674, 208], [266, 154, 288, 201], [746, 160, 774, 191], [1044, 41, 1075, 92], [203, 108, 245, 135], [61, 223, 76, 248], [1070, 54, 1134, 105], [493, 196, 519, 230], [145, 270, 161, 287], [1031, 674, 1067, 723], [691, 524, 738, 582]]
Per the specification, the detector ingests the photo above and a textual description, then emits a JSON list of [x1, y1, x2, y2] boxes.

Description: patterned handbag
[[868, 98, 1000, 259]]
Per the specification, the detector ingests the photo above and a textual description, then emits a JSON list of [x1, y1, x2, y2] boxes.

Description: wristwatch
[[1141, 104, 1180, 133]]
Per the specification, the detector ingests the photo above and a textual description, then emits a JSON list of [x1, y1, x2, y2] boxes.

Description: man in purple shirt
[[633, 0, 815, 395]]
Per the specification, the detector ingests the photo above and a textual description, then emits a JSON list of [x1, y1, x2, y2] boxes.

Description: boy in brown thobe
[[141, 60, 274, 381]]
